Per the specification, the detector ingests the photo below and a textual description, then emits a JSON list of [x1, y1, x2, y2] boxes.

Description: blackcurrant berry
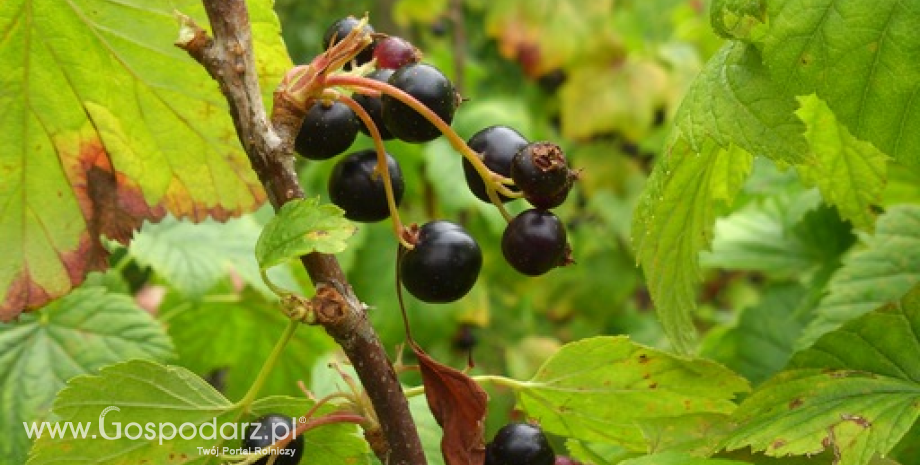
[[484, 442, 500, 465], [294, 100, 360, 160], [490, 423, 555, 465], [323, 16, 375, 69], [373, 36, 422, 69], [352, 69, 395, 140], [400, 221, 482, 303], [241, 414, 304, 465], [510, 142, 574, 209], [502, 209, 568, 276], [381, 63, 459, 143], [463, 125, 528, 203], [328, 149, 404, 222]]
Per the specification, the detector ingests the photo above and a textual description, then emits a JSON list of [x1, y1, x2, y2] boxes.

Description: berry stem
[[327, 75, 520, 221], [337, 94, 412, 248], [402, 374, 532, 398], [236, 319, 299, 409]]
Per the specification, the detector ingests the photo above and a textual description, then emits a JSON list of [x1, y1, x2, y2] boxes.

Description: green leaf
[[559, 59, 670, 141], [723, 287, 920, 465], [167, 287, 335, 401], [27, 360, 234, 464], [636, 413, 736, 455], [0, 0, 289, 319], [393, 0, 448, 27], [1, 287, 174, 465], [763, 0, 920, 166], [710, 0, 768, 41], [621, 451, 750, 465], [678, 41, 810, 165], [883, 161, 920, 206], [700, 284, 813, 386], [633, 136, 754, 353], [701, 192, 854, 276], [516, 336, 750, 451], [255, 198, 357, 272], [796, 95, 889, 231], [27, 361, 369, 465], [130, 212, 302, 299], [798, 205, 920, 347], [564, 439, 635, 465]]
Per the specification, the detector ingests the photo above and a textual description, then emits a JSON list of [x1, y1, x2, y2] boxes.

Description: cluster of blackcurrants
[[296, 16, 575, 305]]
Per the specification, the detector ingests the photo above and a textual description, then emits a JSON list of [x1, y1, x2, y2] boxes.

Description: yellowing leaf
[[796, 95, 889, 231], [484, 0, 618, 76], [0, 0, 291, 320], [560, 59, 670, 141]]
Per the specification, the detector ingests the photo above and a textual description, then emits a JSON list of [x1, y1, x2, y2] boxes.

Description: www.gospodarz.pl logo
[[23, 406, 303, 446]]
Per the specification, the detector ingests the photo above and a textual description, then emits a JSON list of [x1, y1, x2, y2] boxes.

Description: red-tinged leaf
[[412, 342, 488, 465], [484, 0, 617, 77], [0, 0, 290, 320]]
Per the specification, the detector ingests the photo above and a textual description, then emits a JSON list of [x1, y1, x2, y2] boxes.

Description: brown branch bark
[[175, 2, 426, 464]]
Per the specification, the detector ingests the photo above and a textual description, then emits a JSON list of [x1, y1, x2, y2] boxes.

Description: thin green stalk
[[237, 319, 299, 408], [402, 374, 531, 398]]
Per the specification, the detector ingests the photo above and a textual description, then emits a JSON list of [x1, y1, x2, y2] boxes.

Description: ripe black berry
[[328, 149, 404, 222], [484, 442, 500, 465], [510, 142, 574, 209], [352, 69, 395, 140], [294, 101, 359, 160], [502, 209, 568, 276], [463, 125, 528, 203], [323, 16, 375, 69], [490, 423, 555, 465], [381, 63, 458, 143], [241, 414, 304, 465], [400, 221, 482, 303], [373, 36, 422, 69]]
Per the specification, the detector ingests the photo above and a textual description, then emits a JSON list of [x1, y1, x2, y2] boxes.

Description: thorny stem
[[327, 74, 519, 222], [176, 2, 426, 464]]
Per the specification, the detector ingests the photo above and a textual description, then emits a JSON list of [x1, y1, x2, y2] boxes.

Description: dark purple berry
[[510, 142, 574, 209], [382, 63, 459, 143], [323, 16, 375, 69], [328, 149, 404, 222], [294, 101, 359, 160], [353, 69, 395, 140], [400, 221, 482, 303], [373, 36, 422, 69], [502, 209, 568, 276], [463, 125, 528, 203], [484, 442, 500, 465], [242, 414, 303, 465], [490, 423, 555, 465]]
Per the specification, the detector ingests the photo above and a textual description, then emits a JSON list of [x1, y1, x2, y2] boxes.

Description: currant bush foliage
[[635, 0, 920, 352], [4, 0, 920, 464]]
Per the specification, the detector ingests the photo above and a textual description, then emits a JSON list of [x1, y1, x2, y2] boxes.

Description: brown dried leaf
[[412, 342, 488, 465]]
